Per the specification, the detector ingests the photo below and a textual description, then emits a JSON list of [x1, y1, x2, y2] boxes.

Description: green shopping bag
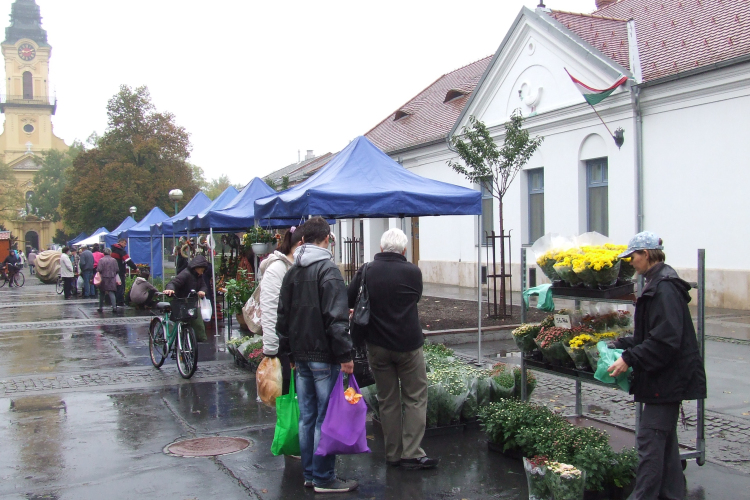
[[270, 369, 301, 456], [594, 341, 632, 392]]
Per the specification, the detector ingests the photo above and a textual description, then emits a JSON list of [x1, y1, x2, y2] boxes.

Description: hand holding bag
[[115, 274, 122, 286], [315, 373, 371, 456], [270, 369, 301, 456], [199, 297, 212, 322], [93, 272, 102, 286]]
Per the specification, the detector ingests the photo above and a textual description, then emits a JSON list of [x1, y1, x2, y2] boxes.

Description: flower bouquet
[[537, 249, 563, 283], [552, 249, 584, 286], [523, 456, 551, 500], [512, 323, 542, 353], [604, 243, 636, 281], [582, 332, 618, 371], [534, 327, 575, 367], [563, 332, 597, 371], [546, 462, 586, 500]]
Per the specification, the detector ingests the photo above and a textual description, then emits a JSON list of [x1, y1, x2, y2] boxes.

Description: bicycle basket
[[169, 297, 199, 322]]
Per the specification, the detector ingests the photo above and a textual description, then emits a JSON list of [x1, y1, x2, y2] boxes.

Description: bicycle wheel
[[176, 323, 198, 379], [13, 272, 24, 287], [56, 278, 64, 294], [149, 319, 168, 368], [0, 275, 6, 288]]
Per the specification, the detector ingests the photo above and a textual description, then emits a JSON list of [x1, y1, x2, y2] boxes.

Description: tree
[[60, 85, 200, 232], [0, 162, 22, 219], [202, 174, 243, 200], [53, 228, 76, 245], [448, 110, 543, 316], [280, 175, 290, 191], [30, 143, 83, 222], [264, 177, 278, 191]]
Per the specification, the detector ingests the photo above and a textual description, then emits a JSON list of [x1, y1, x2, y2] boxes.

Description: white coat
[[60, 253, 74, 278], [259, 251, 293, 356]]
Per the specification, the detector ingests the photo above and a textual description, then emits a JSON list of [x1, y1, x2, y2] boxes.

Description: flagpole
[[589, 104, 615, 139]]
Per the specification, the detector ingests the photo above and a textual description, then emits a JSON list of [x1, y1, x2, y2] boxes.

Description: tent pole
[[210, 227, 220, 345], [149, 235, 153, 284], [161, 235, 165, 291], [477, 215, 483, 366]]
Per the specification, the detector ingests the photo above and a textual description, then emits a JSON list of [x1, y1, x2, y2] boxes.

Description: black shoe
[[401, 456, 439, 470], [386, 460, 401, 467], [304, 480, 314, 488], [314, 477, 358, 493]]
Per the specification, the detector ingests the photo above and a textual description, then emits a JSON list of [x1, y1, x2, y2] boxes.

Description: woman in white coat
[[259, 226, 304, 394], [60, 247, 76, 299]]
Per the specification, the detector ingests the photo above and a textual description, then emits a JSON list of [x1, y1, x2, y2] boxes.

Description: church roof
[[4, 0, 48, 47]]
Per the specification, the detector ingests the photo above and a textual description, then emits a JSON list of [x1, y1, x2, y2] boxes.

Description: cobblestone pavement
[[0, 315, 152, 332], [0, 360, 250, 396], [0, 299, 99, 308]]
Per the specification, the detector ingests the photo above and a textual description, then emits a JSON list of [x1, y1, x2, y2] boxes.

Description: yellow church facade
[[0, 0, 67, 251]]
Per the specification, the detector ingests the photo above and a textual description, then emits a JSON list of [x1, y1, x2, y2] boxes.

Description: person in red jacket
[[110, 239, 136, 305]]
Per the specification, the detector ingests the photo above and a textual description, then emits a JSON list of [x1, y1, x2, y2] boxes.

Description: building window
[[22, 71, 33, 99], [480, 183, 494, 245], [23, 124, 34, 133], [587, 158, 608, 236], [528, 168, 544, 243]]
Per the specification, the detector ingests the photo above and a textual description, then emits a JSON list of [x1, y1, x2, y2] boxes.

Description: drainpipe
[[631, 86, 644, 233]]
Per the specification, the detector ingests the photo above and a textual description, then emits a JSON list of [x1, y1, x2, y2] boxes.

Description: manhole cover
[[165, 437, 251, 457]]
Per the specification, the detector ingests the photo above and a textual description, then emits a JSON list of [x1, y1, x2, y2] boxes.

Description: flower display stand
[[519, 246, 707, 467]]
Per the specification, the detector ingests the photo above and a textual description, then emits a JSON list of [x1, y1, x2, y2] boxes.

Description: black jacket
[[276, 245, 352, 364], [347, 252, 423, 352], [166, 255, 209, 298], [616, 263, 707, 404], [110, 243, 137, 277]]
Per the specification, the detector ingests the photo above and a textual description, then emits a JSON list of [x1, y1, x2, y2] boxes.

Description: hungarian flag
[[565, 69, 627, 106]]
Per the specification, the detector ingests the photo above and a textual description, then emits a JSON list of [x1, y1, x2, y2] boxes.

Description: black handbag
[[352, 345, 376, 387], [352, 263, 370, 326], [350, 263, 375, 387]]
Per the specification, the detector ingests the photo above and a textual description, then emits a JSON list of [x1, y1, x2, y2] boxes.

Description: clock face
[[18, 43, 35, 61]]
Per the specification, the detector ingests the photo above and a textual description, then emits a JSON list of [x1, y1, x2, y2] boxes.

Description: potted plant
[[223, 269, 256, 330], [243, 227, 276, 255]]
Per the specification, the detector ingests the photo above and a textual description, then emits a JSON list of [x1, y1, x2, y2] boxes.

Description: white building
[[359, 0, 750, 309]]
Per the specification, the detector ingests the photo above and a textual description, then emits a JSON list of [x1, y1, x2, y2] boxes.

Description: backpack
[[242, 254, 292, 334]]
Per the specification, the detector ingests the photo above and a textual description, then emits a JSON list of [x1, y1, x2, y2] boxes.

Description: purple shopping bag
[[315, 372, 371, 456]]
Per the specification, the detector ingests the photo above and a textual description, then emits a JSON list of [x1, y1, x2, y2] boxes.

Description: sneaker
[[304, 480, 314, 488], [314, 477, 358, 493], [401, 456, 440, 470]]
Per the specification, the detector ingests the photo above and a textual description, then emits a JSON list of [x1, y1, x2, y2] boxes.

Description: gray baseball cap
[[618, 231, 663, 259]]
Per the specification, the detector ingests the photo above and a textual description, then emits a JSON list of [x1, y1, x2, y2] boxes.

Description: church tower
[[0, 0, 67, 250]]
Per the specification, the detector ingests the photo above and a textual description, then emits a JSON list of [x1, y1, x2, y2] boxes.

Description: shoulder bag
[[350, 263, 375, 387]]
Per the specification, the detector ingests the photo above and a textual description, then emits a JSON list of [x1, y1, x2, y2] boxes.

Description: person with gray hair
[[347, 228, 438, 470], [96, 247, 119, 313]]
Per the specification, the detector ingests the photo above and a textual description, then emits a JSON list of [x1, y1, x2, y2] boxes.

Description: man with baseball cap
[[607, 231, 706, 499]]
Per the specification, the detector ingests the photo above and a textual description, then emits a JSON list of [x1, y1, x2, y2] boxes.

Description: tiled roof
[[580, 0, 750, 82], [365, 56, 492, 153], [548, 10, 631, 70], [288, 152, 335, 183]]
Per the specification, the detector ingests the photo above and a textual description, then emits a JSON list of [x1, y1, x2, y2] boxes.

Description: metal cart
[[519, 246, 706, 466]]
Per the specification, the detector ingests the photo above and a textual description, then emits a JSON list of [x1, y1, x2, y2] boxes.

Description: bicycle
[[56, 275, 64, 294], [148, 291, 199, 379], [0, 264, 24, 288]]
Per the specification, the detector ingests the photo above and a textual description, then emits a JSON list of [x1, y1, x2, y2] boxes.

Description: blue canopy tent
[[75, 227, 109, 247], [254, 136, 482, 219], [150, 191, 212, 238], [121, 207, 170, 277], [255, 135, 487, 357], [105, 216, 137, 247], [190, 177, 276, 232], [67, 232, 88, 247], [176, 185, 239, 234]]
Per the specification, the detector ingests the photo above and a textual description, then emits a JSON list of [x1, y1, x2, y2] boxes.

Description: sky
[[1, 0, 597, 187]]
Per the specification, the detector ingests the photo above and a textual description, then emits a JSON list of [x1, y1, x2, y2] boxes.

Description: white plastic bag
[[242, 287, 263, 334], [199, 297, 212, 322], [77, 276, 83, 289]]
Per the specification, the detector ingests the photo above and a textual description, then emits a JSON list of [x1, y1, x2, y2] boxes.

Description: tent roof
[[175, 185, 240, 233], [105, 216, 137, 246], [150, 191, 212, 236], [191, 178, 276, 232], [76, 227, 109, 247], [68, 231, 88, 246], [122, 207, 170, 239], [254, 136, 482, 220]]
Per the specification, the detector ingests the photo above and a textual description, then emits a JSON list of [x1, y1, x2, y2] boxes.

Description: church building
[[0, 0, 67, 250]]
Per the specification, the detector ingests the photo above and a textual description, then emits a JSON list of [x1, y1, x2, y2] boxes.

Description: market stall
[[104, 216, 137, 247], [121, 207, 169, 277], [67, 231, 88, 247], [173, 186, 240, 234], [74, 227, 109, 247]]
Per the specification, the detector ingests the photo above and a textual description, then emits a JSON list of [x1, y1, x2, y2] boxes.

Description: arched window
[[23, 72, 33, 99]]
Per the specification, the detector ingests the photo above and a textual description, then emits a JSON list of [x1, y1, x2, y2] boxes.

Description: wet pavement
[[0, 276, 748, 499]]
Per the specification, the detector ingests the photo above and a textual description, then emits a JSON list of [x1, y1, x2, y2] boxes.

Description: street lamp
[[129, 206, 137, 221], [169, 189, 184, 216]]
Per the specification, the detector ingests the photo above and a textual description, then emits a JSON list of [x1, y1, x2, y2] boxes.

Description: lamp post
[[169, 189, 184, 216], [129, 206, 137, 221]]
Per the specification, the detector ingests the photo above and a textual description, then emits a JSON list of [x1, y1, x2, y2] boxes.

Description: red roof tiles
[[365, 57, 491, 153], [589, 0, 750, 81], [548, 10, 631, 70]]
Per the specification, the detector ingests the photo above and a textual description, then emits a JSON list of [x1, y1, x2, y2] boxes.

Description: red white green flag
[[565, 69, 627, 106]]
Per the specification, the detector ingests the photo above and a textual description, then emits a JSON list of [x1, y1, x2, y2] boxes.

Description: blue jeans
[[81, 270, 94, 297], [295, 361, 340, 485]]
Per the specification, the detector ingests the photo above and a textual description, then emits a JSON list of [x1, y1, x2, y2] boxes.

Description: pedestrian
[[92, 244, 104, 273], [60, 247, 75, 299], [347, 228, 439, 470], [174, 237, 189, 275], [3, 246, 20, 286], [130, 270, 159, 308], [607, 232, 707, 499], [260, 226, 304, 395], [78, 245, 95, 298], [276, 217, 358, 494], [96, 248, 119, 313], [27, 248, 37, 275], [111, 239, 137, 306], [163, 255, 209, 342]]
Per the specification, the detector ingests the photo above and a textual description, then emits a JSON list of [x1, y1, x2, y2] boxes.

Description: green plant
[[244, 227, 275, 245], [224, 269, 256, 315]]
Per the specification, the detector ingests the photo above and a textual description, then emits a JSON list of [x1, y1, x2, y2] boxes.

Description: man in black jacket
[[111, 239, 137, 305], [608, 232, 706, 499], [277, 217, 357, 494], [165, 255, 209, 341], [347, 228, 438, 470]]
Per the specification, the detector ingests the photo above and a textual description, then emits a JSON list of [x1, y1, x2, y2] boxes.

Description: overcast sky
[[2, 0, 597, 187]]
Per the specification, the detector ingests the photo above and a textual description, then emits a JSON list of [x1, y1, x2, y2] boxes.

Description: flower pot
[[251, 243, 268, 255], [236, 313, 250, 331], [523, 457, 552, 500]]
